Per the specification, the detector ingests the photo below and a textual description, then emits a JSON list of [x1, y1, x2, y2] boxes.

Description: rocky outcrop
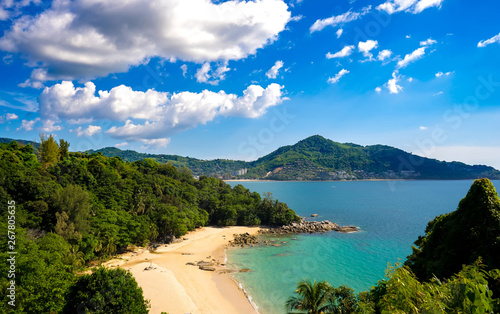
[[259, 220, 359, 235], [228, 233, 259, 247]]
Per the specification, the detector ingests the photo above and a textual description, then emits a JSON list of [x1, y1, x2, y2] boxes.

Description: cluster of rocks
[[259, 220, 359, 235], [186, 259, 219, 271], [228, 233, 260, 247]]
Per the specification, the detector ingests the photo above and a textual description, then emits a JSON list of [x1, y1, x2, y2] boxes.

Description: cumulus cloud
[[327, 69, 349, 84], [375, 86, 382, 93], [41, 119, 62, 132], [0, 113, 18, 123], [336, 29, 344, 38], [310, 6, 371, 33], [419, 126, 428, 130], [141, 138, 171, 150], [326, 45, 355, 59], [0, 0, 291, 82], [358, 40, 378, 59], [396, 47, 426, 69], [478, 33, 500, 48], [39, 81, 285, 141], [386, 72, 402, 94], [18, 79, 44, 89], [266, 60, 284, 79], [377, 0, 443, 14], [377, 49, 393, 61], [195, 62, 231, 85], [420, 38, 437, 46], [16, 117, 40, 131], [75, 125, 102, 137]]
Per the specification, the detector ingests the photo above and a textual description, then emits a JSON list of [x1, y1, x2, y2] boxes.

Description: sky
[[0, 0, 499, 169]]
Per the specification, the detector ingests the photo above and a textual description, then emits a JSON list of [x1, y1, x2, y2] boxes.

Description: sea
[[226, 180, 500, 314]]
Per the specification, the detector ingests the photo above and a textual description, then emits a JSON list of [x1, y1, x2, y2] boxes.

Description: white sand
[[106, 226, 262, 314]]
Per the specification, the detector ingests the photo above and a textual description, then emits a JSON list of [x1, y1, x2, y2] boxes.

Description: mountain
[[6, 135, 500, 180]]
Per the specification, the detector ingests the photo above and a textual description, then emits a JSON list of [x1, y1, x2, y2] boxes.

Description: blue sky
[[0, 0, 499, 169]]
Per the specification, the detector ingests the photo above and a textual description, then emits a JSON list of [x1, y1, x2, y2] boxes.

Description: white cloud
[[375, 87, 382, 93], [396, 47, 426, 69], [41, 119, 62, 132], [310, 6, 371, 33], [412, 0, 444, 14], [0, 113, 18, 123], [18, 79, 44, 89], [16, 117, 40, 131], [433, 91, 444, 96], [406, 35, 411, 39], [419, 126, 428, 130], [40, 81, 285, 141], [386, 72, 403, 94], [115, 142, 128, 148], [266, 60, 284, 79], [358, 40, 378, 59], [377, 0, 443, 14], [195, 62, 231, 85], [336, 29, 344, 38], [75, 125, 102, 137], [435, 71, 453, 77], [408, 77, 414, 82], [377, 49, 393, 61], [0, 0, 291, 81], [180, 64, 188, 77], [420, 38, 437, 46], [478, 33, 500, 48], [140, 138, 171, 150], [327, 69, 350, 84], [326, 45, 355, 59]]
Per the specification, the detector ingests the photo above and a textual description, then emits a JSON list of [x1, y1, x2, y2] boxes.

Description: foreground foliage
[[0, 138, 299, 312]]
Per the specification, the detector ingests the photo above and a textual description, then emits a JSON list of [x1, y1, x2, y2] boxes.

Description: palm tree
[[285, 279, 334, 314]]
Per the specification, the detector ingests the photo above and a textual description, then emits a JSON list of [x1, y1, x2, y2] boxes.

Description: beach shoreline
[[104, 226, 263, 314]]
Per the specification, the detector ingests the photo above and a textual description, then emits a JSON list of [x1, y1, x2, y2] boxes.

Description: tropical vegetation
[[0, 136, 299, 313]]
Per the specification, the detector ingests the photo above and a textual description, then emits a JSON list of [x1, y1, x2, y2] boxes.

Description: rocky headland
[[259, 220, 359, 235]]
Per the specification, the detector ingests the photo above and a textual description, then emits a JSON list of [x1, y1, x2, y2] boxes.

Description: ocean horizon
[[226, 180, 499, 314]]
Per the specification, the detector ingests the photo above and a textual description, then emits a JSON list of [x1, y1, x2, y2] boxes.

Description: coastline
[[104, 226, 262, 314]]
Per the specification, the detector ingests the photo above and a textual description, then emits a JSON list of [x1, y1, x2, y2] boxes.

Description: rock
[[239, 269, 251, 272], [258, 220, 359, 235], [311, 214, 318, 217], [181, 253, 193, 255], [199, 266, 216, 271], [186, 262, 196, 266], [197, 261, 214, 267], [228, 233, 260, 247]]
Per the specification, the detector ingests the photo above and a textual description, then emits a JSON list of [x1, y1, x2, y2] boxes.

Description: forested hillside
[[0, 137, 299, 313], [90, 135, 500, 180]]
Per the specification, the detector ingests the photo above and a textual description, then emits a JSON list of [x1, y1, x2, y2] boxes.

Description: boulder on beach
[[311, 214, 318, 217]]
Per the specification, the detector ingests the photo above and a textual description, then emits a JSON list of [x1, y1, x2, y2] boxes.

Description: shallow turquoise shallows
[[226, 180, 500, 314]]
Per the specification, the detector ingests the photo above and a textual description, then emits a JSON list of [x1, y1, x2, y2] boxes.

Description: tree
[[63, 268, 150, 313], [59, 139, 70, 159], [285, 279, 334, 314], [39, 133, 59, 165], [405, 178, 500, 282]]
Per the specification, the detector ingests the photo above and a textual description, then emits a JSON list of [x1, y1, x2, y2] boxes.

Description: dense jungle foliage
[[0, 136, 299, 313]]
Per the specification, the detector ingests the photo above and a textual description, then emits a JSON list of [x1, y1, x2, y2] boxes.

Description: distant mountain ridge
[[89, 135, 500, 180], [4, 135, 499, 180]]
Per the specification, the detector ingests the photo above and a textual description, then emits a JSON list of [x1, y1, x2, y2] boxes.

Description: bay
[[226, 180, 500, 314]]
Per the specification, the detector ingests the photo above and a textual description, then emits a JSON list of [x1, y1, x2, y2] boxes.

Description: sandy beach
[[104, 226, 262, 314]]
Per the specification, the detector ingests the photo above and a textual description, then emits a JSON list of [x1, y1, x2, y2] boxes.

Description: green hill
[[92, 135, 500, 180]]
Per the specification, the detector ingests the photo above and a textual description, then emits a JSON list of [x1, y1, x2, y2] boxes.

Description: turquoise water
[[226, 180, 500, 314]]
